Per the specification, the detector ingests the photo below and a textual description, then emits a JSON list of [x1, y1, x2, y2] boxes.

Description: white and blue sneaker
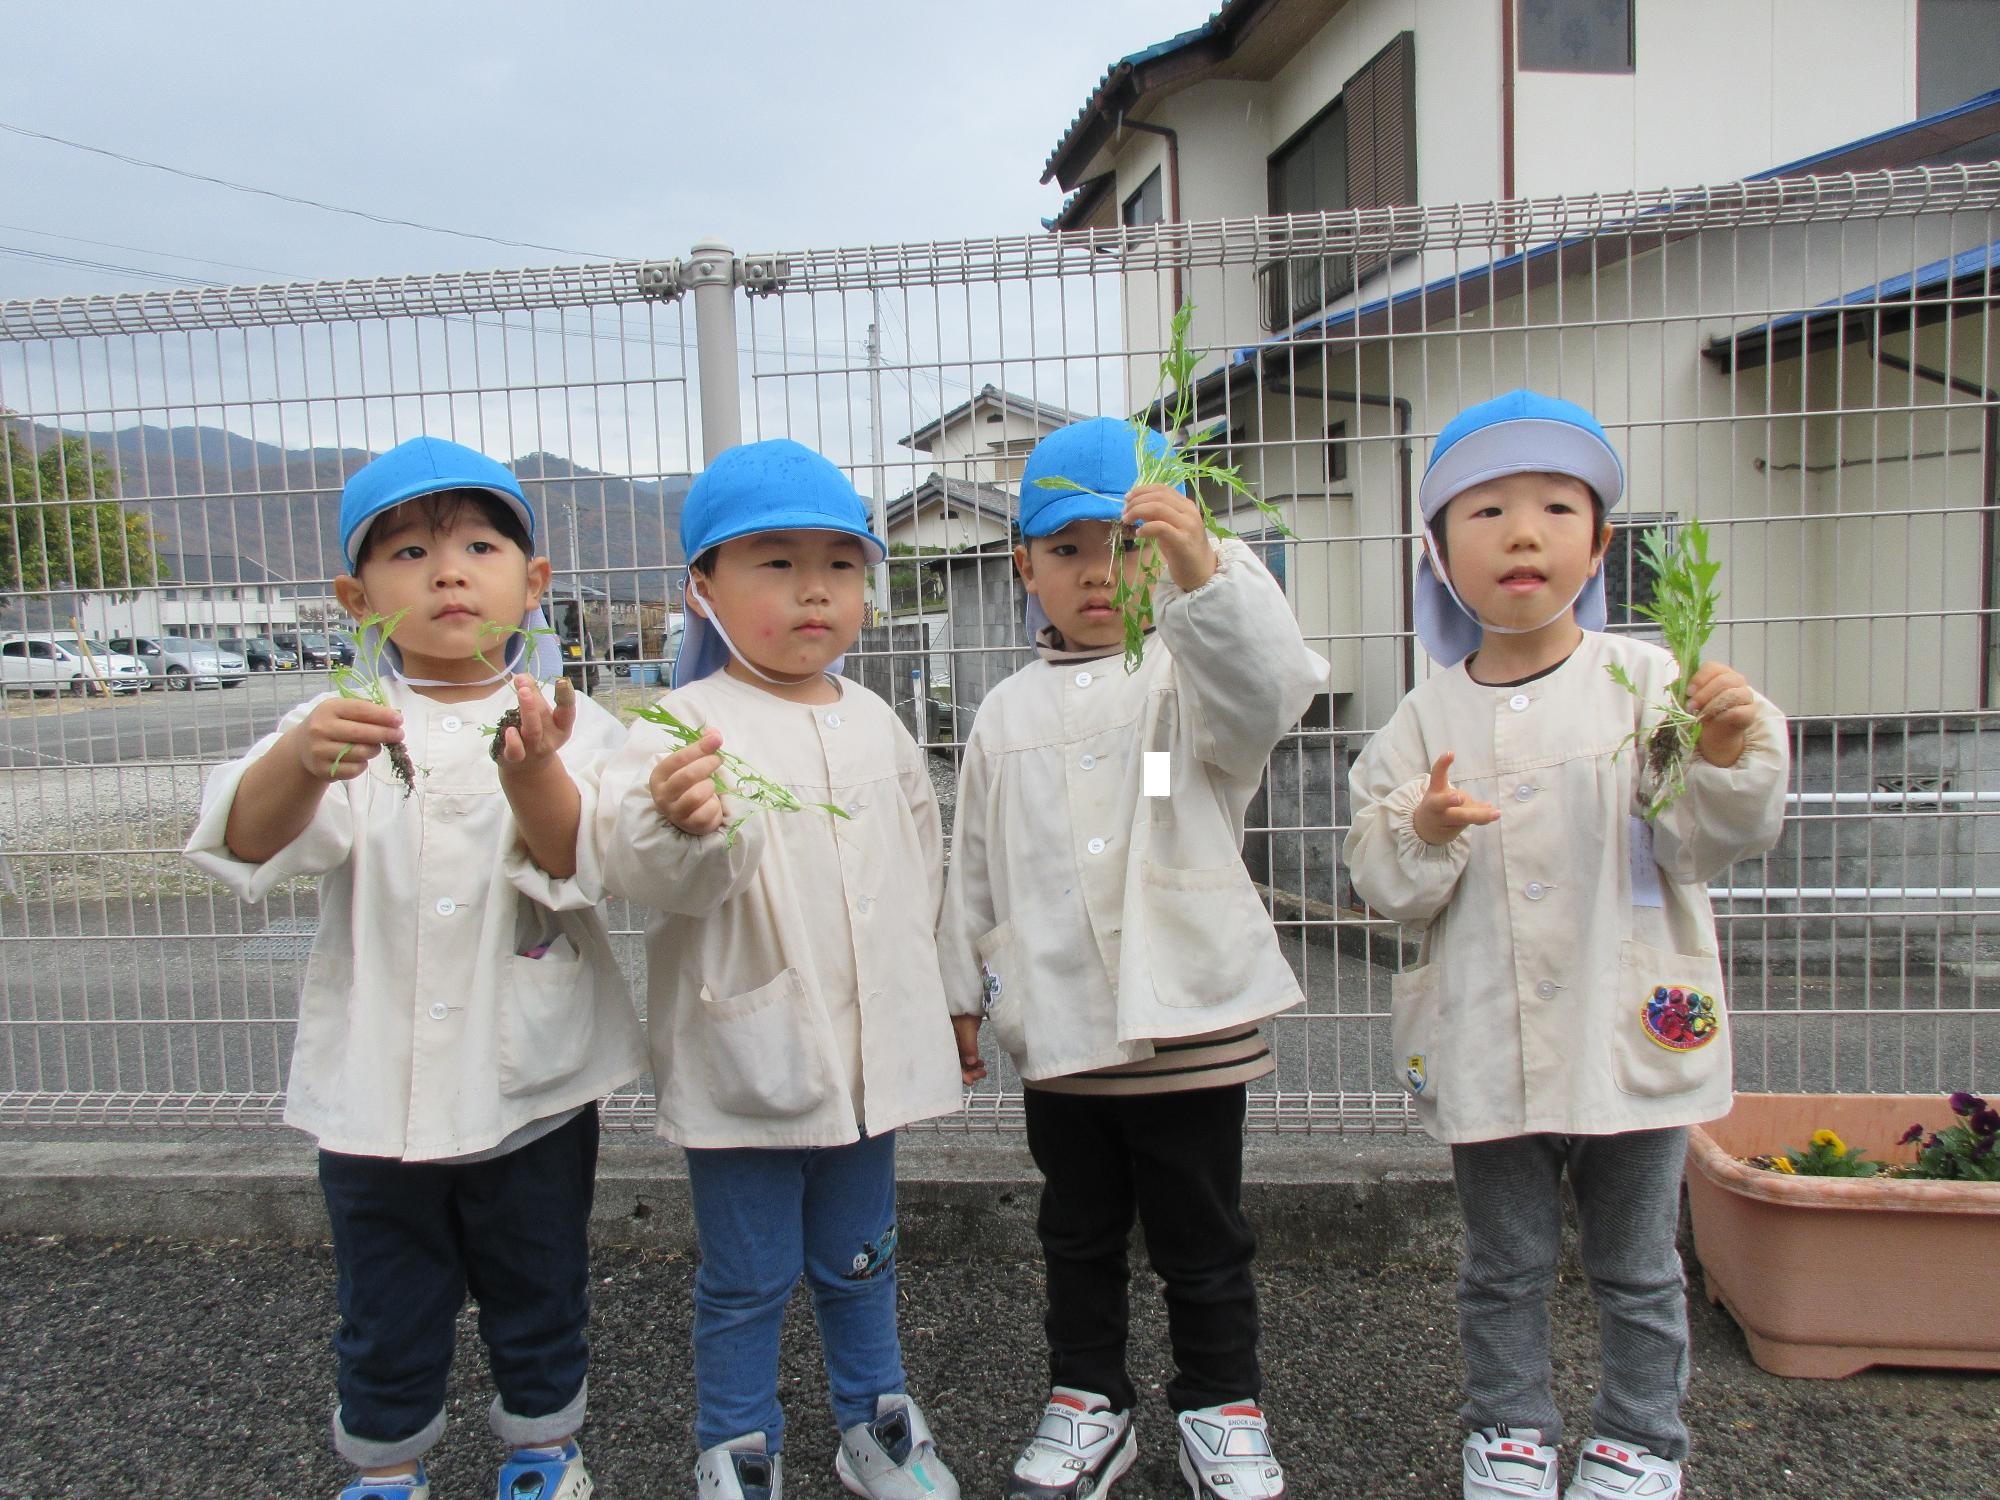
[[337, 1466, 428, 1500], [835, 1394, 959, 1499], [697, 1432, 782, 1499], [1463, 1426, 1559, 1499], [497, 1439, 592, 1499], [1176, 1401, 1285, 1499], [1007, 1387, 1137, 1499], [1564, 1438, 1682, 1499]]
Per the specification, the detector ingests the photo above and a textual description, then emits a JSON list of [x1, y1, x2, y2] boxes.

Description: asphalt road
[[0, 670, 318, 769], [4, 1231, 1994, 1499]]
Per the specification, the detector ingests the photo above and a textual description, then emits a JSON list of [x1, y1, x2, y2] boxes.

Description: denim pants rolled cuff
[[490, 1376, 587, 1448], [832, 1385, 906, 1433], [334, 1403, 446, 1469]]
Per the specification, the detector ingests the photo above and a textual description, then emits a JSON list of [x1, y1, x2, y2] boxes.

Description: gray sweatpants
[[1450, 1127, 1691, 1460]]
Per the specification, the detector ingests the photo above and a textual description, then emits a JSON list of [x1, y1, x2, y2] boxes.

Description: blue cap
[[673, 439, 886, 688], [1018, 417, 1180, 538], [339, 436, 535, 573], [1414, 389, 1625, 667]]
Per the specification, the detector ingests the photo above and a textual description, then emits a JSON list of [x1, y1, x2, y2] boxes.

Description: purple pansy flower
[[1898, 1122, 1925, 1146]]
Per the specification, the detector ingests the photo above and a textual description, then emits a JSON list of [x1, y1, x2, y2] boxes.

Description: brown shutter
[[1345, 31, 1417, 279]]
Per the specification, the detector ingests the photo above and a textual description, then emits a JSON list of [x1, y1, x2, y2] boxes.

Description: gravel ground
[[3, 1233, 1993, 1499]]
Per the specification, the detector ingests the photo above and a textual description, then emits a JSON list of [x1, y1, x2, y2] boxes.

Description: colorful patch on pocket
[[1404, 1053, 1429, 1096], [980, 964, 1002, 1013], [1642, 984, 1720, 1052], [844, 1223, 898, 1281]]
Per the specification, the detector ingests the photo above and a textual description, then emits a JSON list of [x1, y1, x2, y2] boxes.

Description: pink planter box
[[1684, 1093, 2000, 1378]]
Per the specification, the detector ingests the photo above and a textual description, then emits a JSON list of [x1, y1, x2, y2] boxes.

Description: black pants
[[318, 1104, 599, 1462], [1024, 1083, 1260, 1413]]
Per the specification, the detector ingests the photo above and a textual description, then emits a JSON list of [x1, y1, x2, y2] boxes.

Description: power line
[[0, 118, 616, 261], [0, 243, 228, 288], [0, 221, 289, 281]]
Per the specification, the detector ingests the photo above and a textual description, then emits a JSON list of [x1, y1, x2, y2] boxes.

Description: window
[[1519, 0, 1634, 73], [0, 643, 23, 660], [1326, 421, 1350, 484], [1919, 0, 2000, 114], [1604, 513, 1672, 626], [1122, 167, 1164, 227], [1261, 33, 1416, 329], [1245, 527, 1290, 593]]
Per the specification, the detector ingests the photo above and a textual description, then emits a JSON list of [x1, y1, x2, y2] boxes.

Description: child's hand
[[951, 1014, 987, 1084], [650, 729, 729, 837], [290, 697, 403, 782], [1688, 662, 1758, 768], [496, 675, 574, 771], [1125, 484, 1217, 592], [1412, 752, 1500, 846]]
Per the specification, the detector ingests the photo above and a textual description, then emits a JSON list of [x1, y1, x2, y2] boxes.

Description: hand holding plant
[[1606, 519, 1722, 819], [289, 696, 404, 784], [1036, 301, 1292, 672], [1684, 661, 1758, 769], [333, 610, 418, 795], [635, 702, 851, 848], [1124, 484, 1216, 593], [493, 673, 575, 770]]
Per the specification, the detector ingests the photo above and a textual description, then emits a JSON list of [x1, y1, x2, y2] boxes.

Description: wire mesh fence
[[2, 163, 1997, 1130]]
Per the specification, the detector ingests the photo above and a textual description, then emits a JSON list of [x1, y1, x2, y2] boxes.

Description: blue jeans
[[684, 1131, 906, 1454], [317, 1105, 598, 1468]]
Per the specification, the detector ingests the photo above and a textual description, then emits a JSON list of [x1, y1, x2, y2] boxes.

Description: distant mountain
[[4, 418, 689, 603]]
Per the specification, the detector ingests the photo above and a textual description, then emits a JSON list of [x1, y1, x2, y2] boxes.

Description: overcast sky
[[0, 0, 1214, 303]]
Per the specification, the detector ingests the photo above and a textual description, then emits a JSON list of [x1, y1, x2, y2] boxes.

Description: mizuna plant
[[332, 610, 419, 795], [1035, 301, 1293, 672], [476, 621, 569, 765], [1606, 518, 1720, 820], [629, 700, 851, 849]]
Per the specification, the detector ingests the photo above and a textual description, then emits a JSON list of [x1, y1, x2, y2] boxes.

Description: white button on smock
[[439, 715, 462, 733], [1509, 694, 1531, 712], [1074, 671, 1093, 688], [1086, 837, 1106, 855], [434, 898, 457, 916]]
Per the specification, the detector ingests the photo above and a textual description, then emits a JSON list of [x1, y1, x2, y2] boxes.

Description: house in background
[[883, 384, 1085, 554], [1037, 0, 2000, 953]]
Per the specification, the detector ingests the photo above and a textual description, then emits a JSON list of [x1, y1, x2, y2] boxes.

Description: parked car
[[611, 619, 683, 678], [272, 631, 355, 670], [219, 634, 300, 672], [107, 635, 249, 690], [0, 634, 150, 696]]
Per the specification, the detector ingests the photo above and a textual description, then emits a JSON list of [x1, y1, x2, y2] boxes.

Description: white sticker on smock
[[1144, 752, 1172, 798], [1630, 815, 1664, 908]]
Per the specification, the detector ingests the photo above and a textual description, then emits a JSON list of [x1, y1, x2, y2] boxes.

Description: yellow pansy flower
[[1771, 1155, 1796, 1173], [1812, 1129, 1845, 1151]]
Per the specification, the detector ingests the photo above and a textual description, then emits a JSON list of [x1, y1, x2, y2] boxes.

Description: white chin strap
[[1423, 521, 1589, 638], [688, 578, 823, 687]]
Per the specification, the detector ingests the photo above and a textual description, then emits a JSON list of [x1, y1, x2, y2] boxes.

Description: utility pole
[[866, 296, 888, 622]]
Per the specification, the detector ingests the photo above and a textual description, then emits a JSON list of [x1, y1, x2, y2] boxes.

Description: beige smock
[[1342, 631, 1789, 1144], [183, 680, 645, 1162], [595, 671, 964, 1149], [938, 538, 1329, 1081]]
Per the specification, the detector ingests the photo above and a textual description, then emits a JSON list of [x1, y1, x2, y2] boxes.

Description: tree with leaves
[[0, 429, 161, 596]]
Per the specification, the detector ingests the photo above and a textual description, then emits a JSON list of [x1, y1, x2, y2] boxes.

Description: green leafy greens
[[629, 701, 852, 848], [333, 609, 420, 795], [1605, 519, 1720, 820], [1035, 301, 1293, 672]]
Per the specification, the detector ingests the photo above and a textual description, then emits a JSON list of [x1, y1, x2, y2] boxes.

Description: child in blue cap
[[594, 438, 964, 1500], [185, 434, 644, 1500], [1342, 391, 1789, 1500], [938, 417, 1326, 1500]]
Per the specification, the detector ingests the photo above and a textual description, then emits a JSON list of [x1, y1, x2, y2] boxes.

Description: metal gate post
[[684, 240, 743, 464]]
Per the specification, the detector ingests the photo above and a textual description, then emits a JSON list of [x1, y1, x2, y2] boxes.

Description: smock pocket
[[499, 946, 599, 1097], [1611, 939, 1729, 1098], [1389, 962, 1442, 1113], [974, 920, 1027, 1060], [1137, 862, 1267, 1009], [695, 968, 832, 1120]]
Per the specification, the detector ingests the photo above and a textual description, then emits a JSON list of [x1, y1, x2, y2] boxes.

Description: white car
[[0, 634, 150, 696]]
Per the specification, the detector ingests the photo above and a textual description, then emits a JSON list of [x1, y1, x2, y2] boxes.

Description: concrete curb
[[0, 1132, 1466, 1267]]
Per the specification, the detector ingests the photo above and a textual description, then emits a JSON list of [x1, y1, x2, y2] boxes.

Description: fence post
[[685, 239, 743, 463]]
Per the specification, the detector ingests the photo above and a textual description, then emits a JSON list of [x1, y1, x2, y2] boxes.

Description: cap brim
[[344, 483, 536, 572], [688, 513, 886, 565], [1021, 488, 1125, 538], [1419, 418, 1624, 522]]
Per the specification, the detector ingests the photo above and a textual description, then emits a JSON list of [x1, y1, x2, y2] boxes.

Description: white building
[[77, 549, 302, 641]]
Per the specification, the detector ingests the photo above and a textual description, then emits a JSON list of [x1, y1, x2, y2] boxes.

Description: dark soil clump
[[387, 740, 418, 795], [489, 707, 523, 764]]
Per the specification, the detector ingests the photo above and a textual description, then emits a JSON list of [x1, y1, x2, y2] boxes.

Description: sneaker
[[1006, 1387, 1137, 1499], [1563, 1438, 1682, 1499], [696, 1433, 783, 1500], [337, 1467, 428, 1500], [834, 1394, 960, 1499], [497, 1439, 592, 1500], [1462, 1427, 1559, 1499], [1175, 1401, 1285, 1499]]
